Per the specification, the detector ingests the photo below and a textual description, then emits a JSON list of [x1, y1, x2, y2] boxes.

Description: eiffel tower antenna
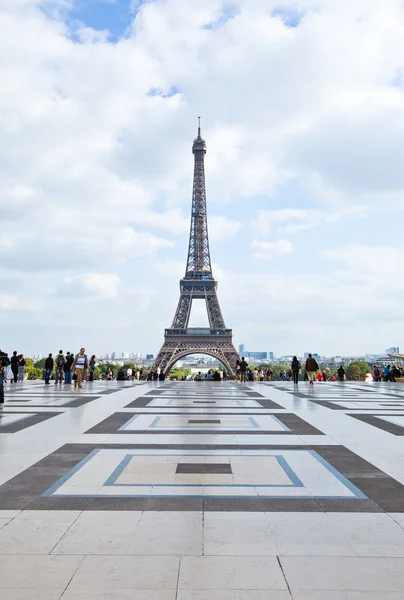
[[152, 122, 239, 376]]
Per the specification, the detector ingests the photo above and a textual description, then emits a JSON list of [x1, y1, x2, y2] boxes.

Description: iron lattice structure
[[152, 122, 239, 376]]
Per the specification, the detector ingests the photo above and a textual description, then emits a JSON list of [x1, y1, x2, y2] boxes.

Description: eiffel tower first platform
[[152, 121, 239, 377]]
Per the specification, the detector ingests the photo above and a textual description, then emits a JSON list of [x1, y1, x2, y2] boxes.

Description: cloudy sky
[[1, 0, 403, 358]]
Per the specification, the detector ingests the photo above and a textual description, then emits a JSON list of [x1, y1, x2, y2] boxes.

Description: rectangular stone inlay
[[193, 401, 216, 404], [187, 419, 221, 424], [176, 463, 232, 474]]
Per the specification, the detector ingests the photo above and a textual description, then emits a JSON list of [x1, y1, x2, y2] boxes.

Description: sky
[[1, 0, 403, 358]]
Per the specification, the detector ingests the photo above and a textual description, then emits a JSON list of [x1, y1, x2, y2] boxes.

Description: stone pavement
[[1, 379, 404, 598]]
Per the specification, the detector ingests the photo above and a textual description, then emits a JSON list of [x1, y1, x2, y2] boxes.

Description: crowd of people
[[0, 348, 97, 404], [1, 347, 403, 405]]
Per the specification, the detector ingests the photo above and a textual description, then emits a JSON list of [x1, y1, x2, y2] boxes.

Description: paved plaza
[[1, 380, 404, 598]]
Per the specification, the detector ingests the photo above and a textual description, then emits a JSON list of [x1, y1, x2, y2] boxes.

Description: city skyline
[[1, 1, 403, 357]]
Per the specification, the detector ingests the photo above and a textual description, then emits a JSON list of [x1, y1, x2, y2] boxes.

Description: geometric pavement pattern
[[1, 379, 404, 597]]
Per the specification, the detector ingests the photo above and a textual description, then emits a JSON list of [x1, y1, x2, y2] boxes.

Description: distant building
[[111, 352, 116, 360], [246, 352, 269, 360], [146, 354, 154, 360], [269, 352, 274, 360], [239, 343, 245, 355], [386, 347, 400, 354], [304, 352, 321, 361]]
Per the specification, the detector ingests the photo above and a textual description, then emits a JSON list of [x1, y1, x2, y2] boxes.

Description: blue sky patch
[[148, 86, 182, 98], [67, 0, 136, 41], [272, 7, 304, 28]]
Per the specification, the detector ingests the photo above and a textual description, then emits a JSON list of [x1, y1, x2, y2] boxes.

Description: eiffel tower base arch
[[152, 329, 239, 377]]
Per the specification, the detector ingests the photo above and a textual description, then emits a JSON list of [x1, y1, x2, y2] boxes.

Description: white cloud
[[63, 273, 121, 298], [252, 239, 293, 260], [1, 0, 404, 354]]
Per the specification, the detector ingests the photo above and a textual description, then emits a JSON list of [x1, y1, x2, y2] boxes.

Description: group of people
[[235, 358, 272, 382], [373, 364, 401, 382], [43, 349, 96, 388], [0, 348, 96, 401], [0, 351, 27, 384]]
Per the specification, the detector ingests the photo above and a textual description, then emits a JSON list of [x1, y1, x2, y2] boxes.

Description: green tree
[[25, 357, 43, 380], [34, 358, 46, 369], [169, 367, 192, 380], [346, 361, 370, 380]]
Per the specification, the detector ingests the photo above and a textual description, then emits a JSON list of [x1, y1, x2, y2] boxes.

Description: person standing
[[305, 353, 319, 385], [44, 354, 54, 385], [235, 359, 241, 381], [17, 355, 26, 382], [89, 355, 96, 382], [239, 357, 248, 383], [55, 351, 65, 385], [64, 352, 74, 384], [10, 351, 19, 384], [291, 356, 301, 385], [0, 351, 10, 407], [72, 348, 88, 389]]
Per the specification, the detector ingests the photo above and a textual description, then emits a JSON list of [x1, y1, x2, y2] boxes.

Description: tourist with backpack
[[55, 350, 65, 384]]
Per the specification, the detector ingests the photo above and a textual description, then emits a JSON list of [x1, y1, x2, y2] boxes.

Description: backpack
[[56, 355, 65, 367]]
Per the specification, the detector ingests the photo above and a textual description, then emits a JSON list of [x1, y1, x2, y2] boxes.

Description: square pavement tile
[[280, 556, 404, 592], [178, 556, 287, 590], [0, 555, 83, 589], [68, 555, 180, 590], [177, 592, 292, 600]]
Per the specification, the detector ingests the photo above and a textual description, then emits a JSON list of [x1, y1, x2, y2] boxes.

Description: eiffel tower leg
[[206, 292, 225, 329], [171, 294, 192, 329]]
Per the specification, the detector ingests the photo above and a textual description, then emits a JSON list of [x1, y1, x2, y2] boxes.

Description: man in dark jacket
[[10, 351, 19, 384], [291, 356, 301, 385], [64, 352, 74, 384], [305, 354, 319, 385], [44, 354, 54, 385], [239, 357, 248, 383]]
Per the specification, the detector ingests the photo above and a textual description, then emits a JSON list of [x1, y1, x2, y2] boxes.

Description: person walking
[[305, 353, 319, 385], [44, 354, 54, 384], [72, 348, 88, 389], [337, 365, 345, 381], [17, 355, 26, 382], [10, 351, 19, 384], [55, 350, 65, 385], [89, 355, 96, 382], [64, 352, 74, 384], [383, 364, 391, 382], [239, 357, 248, 383], [291, 356, 301, 385]]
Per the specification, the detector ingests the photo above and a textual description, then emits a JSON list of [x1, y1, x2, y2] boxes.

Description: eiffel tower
[[152, 120, 239, 376]]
